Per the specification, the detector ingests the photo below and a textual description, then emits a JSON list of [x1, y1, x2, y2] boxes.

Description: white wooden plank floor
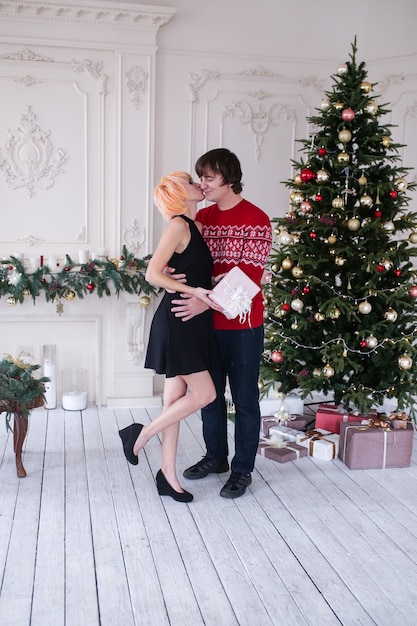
[[1, 404, 417, 626]]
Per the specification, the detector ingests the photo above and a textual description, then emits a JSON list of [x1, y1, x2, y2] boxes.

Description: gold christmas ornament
[[395, 177, 408, 192], [364, 100, 378, 115], [335, 256, 346, 266], [327, 234, 337, 245], [332, 196, 344, 209], [358, 301, 372, 314], [281, 257, 294, 270], [258, 380, 265, 392], [6, 296, 17, 306], [314, 312, 326, 322], [291, 266, 303, 278], [23, 288, 31, 297], [398, 354, 413, 370], [381, 136, 391, 148], [358, 175, 368, 186], [110, 258, 119, 268], [384, 308, 398, 322], [359, 193, 373, 208], [381, 258, 393, 270], [64, 290, 76, 301], [347, 217, 361, 231], [291, 191, 304, 205], [333, 101, 344, 110], [322, 364, 335, 377], [338, 129, 352, 143], [316, 169, 330, 183], [139, 295, 151, 307], [409, 232, 417, 244], [313, 368, 322, 377], [337, 151, 350, 164], [360, 81, 372, 93], [329, 307, 341, 319], [293, 173, 302, 185]]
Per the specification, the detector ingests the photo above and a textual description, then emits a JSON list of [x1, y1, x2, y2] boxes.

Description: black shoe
[[118, 423, 143, 465], [220, 471, 252, 499], [156, 470, 193, 503], [183, 456, 229, 480]]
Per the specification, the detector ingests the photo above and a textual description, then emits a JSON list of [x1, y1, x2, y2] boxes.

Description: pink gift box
[[209, 266, 260, 320], [257, 438, 307, 463], [261, 414, 307, 436], [315, 403, 376, 434], [339, 422, 414, 469]]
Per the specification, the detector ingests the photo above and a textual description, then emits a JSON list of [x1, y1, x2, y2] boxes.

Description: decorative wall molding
[[0, 105, 68, 198], [125, 65, 148, 110], [126, 301, 146, 365], [0, 0, 176, 32], [188, 69, 220, 103], [0, 48, 54, 62], [123, 219, 146, 255]]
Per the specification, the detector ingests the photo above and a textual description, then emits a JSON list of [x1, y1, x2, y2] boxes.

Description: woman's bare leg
[[160, 377, 186, 493], [133, 370, 215, 455]]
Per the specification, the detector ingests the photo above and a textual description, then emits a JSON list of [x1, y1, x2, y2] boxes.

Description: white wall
[[1, 0, 417, 404]]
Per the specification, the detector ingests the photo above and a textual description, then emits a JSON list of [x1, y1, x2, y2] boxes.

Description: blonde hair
[[154, 171, 193, 220]]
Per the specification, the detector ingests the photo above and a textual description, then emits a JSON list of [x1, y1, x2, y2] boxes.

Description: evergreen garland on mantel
[[0, 245, 160, 307]]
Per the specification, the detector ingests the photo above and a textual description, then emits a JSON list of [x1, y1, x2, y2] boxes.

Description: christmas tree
[[261, 39, 417, 419]]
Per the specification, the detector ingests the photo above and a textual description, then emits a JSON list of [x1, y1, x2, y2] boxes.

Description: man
[[171, 148, 272, 498]]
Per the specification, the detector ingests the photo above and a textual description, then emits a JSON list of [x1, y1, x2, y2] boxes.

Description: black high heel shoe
[[118, 423, 143, 465], [156, 469, 193, 503]]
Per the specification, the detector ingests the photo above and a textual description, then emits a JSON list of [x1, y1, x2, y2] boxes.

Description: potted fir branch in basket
[[0, 354, 49, 431]]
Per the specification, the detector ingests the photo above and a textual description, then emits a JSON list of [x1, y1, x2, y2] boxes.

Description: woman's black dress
[[144, 215, 213, 378]]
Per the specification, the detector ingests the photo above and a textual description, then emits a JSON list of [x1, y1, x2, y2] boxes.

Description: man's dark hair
[[195, 148, 243, 194]]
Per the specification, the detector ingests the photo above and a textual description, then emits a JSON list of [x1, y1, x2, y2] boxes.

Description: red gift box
[[261, 414, 307, 436], [257, 436, 307, 463], [315, 404, 375, 434], [339, 421, 414, 469]]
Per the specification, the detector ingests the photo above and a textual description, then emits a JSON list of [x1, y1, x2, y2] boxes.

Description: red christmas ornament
[[302, 285, 310, 294], [318, 147, 327, 157], [376, 264, 385, 273], [65, 266, 70, 272], [315, 193, 323, 202], [271, 350, 284, 364], [120, 255, 125, 260], [309, 231, 317, 239], [87, 282, 95, 292], [300, 167, 315, 182], [360, 339, 367, 348], [394, 268, 401, 277], [282, 303, 291, 312], [389, 190, 398, 199], [341, 108, 355, 122], [41, 277, 46, 284], [373, 209, 382, 218], [8, 265, 13, 270], [409, 285, 417, 298]]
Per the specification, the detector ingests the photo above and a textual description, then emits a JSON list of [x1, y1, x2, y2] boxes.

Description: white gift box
[[268, 425, 301, 442], [209, 266, 260, 321], [259, 393, 304, 417], [296, 428, 340, 461]]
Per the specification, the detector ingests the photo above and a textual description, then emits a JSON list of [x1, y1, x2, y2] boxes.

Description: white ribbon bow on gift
[[223, 282, 252, 323]]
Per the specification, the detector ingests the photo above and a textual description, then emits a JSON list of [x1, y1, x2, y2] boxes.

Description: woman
[[119, 172, 219, 502]]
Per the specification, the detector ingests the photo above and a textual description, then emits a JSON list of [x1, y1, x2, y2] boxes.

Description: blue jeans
[[201, 326, 264, 475]]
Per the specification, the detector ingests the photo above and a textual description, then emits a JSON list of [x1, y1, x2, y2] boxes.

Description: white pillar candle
[[62, 391, 88, 411], [43, 344, 57, 409], [47, 256, 57, 270], [78, 249, 89, 264]]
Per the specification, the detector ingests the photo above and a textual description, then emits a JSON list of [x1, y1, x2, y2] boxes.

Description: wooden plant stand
[[1, 397, 44, 478]]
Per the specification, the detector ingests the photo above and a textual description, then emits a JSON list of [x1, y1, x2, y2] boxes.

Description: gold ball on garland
[[23, 288, 31, 297], [6, 296, 17, 306], [327, 235, 337, 244], [293, 173, 302, 185], [347, 217, 361, 231], [358, 301, 372, 314], [313, 368, 322, 377], [360, 81, 372, 93], [64, 290, 76, 301], [314, 312, 326, 322], [359, 193, 373, 208], [258, 379, 265, 392], [338, 129, 352, 143], [337, 151, 350, 164], [139, 295, 151, 307], [322, 364, 335, 378], [358, 175, 368, 186], [110, 258, 119, 268], [398, 354, 413, 370], [381, 136, 391, 148], [384, 308, 398, 322], [290, 191, 304, 205], [408, 232, 417, 244], [272, 263, 280, 272], [281, 257, 294, 270], [291, 265, 303, 278]]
